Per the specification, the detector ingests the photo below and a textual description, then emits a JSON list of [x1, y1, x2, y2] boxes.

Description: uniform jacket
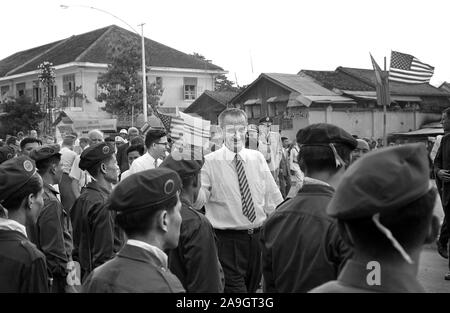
[[434, 133, 450, 206], [261, 182, 352, 293], [168, 200, 224, 293], [309, 260, 425, 293], [27, 183, 73, 292], [82, 244, 185, 293], [0, 228, 49, 292], [71, 181, 122, 279]]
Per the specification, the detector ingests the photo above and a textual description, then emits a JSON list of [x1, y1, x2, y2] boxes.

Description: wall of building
[[148, 70, 215, 109]]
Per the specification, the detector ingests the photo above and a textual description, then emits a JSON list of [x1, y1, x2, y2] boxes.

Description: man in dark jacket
[[71, 142, 122, 281], [260, 123, 355, 292], [311, 144, 439, 293], [82, 168, 185, 293], [161, 154, 224, 292], [29, 144, 74, 293]]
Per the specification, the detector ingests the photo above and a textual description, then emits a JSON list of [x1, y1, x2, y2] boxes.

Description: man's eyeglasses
[[155, 142, 169, 146]]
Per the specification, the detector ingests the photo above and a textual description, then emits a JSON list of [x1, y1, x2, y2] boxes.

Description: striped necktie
[[234, 154, 256, 222]]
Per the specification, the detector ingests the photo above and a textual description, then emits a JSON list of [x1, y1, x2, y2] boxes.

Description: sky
[[2, 0, 450, 87]]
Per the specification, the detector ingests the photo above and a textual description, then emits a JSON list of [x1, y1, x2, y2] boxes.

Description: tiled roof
[[203, 90, 238, 105], [338, 67, 449, 96], [300, 70, 374, 91], [0, 25, 223, 77], [263, 73, 338, 95]]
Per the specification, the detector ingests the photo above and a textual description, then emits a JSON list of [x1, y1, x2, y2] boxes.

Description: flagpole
[[383, 56, 387, 147]]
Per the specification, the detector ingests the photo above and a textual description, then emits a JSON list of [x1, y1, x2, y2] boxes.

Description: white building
[[0, 25, 226, 132]]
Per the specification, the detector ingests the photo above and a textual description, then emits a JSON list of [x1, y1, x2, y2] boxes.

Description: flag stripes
[[389, 51, 434, 84]]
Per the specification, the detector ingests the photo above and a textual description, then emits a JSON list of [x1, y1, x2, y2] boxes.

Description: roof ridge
[[75, 26, 115, 62], [6, 35, 75, 76]]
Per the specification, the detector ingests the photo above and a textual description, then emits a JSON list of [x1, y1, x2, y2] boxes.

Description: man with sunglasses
[[128, 129, 167, 175]]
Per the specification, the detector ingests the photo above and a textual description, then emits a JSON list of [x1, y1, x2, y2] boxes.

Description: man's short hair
[[88, 129, 104, 140], [145, 129, 166, 149], [79, 137, 90, 145], [104, 136, 115, 143], [6, 136, 18, 146], [36, 154, 61, 175], [298, 144, 353, 174], [85, 155, 115, 178], [281, 137, 288, 141], [126, 144, 145, 156], [20, 137, 42, 150], [130, 136, 145, 146], [218, 108, 247, 128], [128, 127, 139, 135]]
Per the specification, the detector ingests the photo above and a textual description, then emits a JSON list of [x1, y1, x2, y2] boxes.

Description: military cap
[[259, 117, 273, 124], [327, 143, 430, 220], [0, 156, 37, 202], [0, 146, 15, 164], [79, 142, 115, 171], [110, 168, 181, 215], [297, 123, 357, 149], [30, 144, 61, 161], [160, 154, 204, 178]]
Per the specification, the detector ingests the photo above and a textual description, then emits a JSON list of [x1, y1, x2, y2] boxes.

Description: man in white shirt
[[199, 108, 283, 293], [70, 130, 103, 199], [128, 129, 167, 175]]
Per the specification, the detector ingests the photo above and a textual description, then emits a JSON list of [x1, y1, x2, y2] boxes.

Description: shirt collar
[[338, 260, 425, 293], [303, 176, 331, 187], [126, 239, 168, 268], [0, 218, 27, 237], [222, 145, 248, 163], [87, 180, 111, 195], [44, 183, 59, 195]]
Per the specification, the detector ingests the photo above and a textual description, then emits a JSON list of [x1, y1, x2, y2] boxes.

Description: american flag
[[389, 51, 434, 84], [370, 54, 390, 106], [153, 108, 184, 141]]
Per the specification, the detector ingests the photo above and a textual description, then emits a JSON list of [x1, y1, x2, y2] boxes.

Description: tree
[[190, 52, 240, 92], [97, 44, 162, 117], [57, 86, 90, 108], [0, 96, 45, 138]]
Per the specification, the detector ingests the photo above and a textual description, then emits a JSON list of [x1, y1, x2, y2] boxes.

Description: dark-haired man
[[29, 144, 74, 293], [120, 144, 145, 181], [116, 127, 140, 174], [71, 142, 121, 280], [82, 168, 185, 293], [128, 129, 167, 174], [20, 137, 43, 157], [161, 155, 224, 292], [311, 143, 440, 292], [261, 123, 355, 292]]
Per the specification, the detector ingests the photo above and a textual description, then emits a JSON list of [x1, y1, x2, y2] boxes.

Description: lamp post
[[60, 4, 148, 123]]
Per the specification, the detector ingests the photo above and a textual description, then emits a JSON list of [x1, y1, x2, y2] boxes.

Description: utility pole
[[139, 23, 148, 123]]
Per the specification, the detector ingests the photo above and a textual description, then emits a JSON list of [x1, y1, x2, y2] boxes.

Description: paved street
[[419, 246, 450, 293]]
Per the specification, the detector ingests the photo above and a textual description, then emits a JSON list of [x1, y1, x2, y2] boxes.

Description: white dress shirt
[[199, 146, 283, 230], [69, 155, 91, 189], [126, 239, 168, 268], [430, 135, 443, 162], [60, 146, 77, 174], [128, 153, 162, 175]]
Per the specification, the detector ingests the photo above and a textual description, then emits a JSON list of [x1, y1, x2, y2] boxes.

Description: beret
[[30, 144, 61, 161], [297, 123, 357, 150], [0, 156, 37, 202], [79, 142, 115, 171], [110, 168, 181, 215], [327, 143, 430, 220], [0, 146, 15, 164], [259, 117, 273, 124], [160, 154, 203, 178]]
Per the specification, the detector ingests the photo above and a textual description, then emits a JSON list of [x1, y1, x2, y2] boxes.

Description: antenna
[[234, 72, 239, 88], [250, 50, 254, 74]]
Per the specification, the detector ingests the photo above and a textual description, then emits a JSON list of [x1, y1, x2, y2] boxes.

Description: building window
[[32, 81, 42, 103], [63, 74, 75, 93], [16, 83, 26, 97], [251, 105, 261, 119], [1, 85, 10, 102], [156, 77, 163, 89], [183, 77, 197, 100]]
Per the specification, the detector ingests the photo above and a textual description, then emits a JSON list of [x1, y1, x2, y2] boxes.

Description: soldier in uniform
[[311, 143, 440, 293], [0, 145, 15, 164], [0, 156, 50, 292], [71, 142, 121, 281], [261, 123, 355, 292], [29, 144, 74, 292], [82, 168, 185, 293], [160, 155, 224, 292]]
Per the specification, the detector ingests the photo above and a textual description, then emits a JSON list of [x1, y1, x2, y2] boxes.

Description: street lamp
[[60, 4, 148, 123]]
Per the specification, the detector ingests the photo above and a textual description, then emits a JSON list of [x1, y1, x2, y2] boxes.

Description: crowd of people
[[0, 107, 447, 293]]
